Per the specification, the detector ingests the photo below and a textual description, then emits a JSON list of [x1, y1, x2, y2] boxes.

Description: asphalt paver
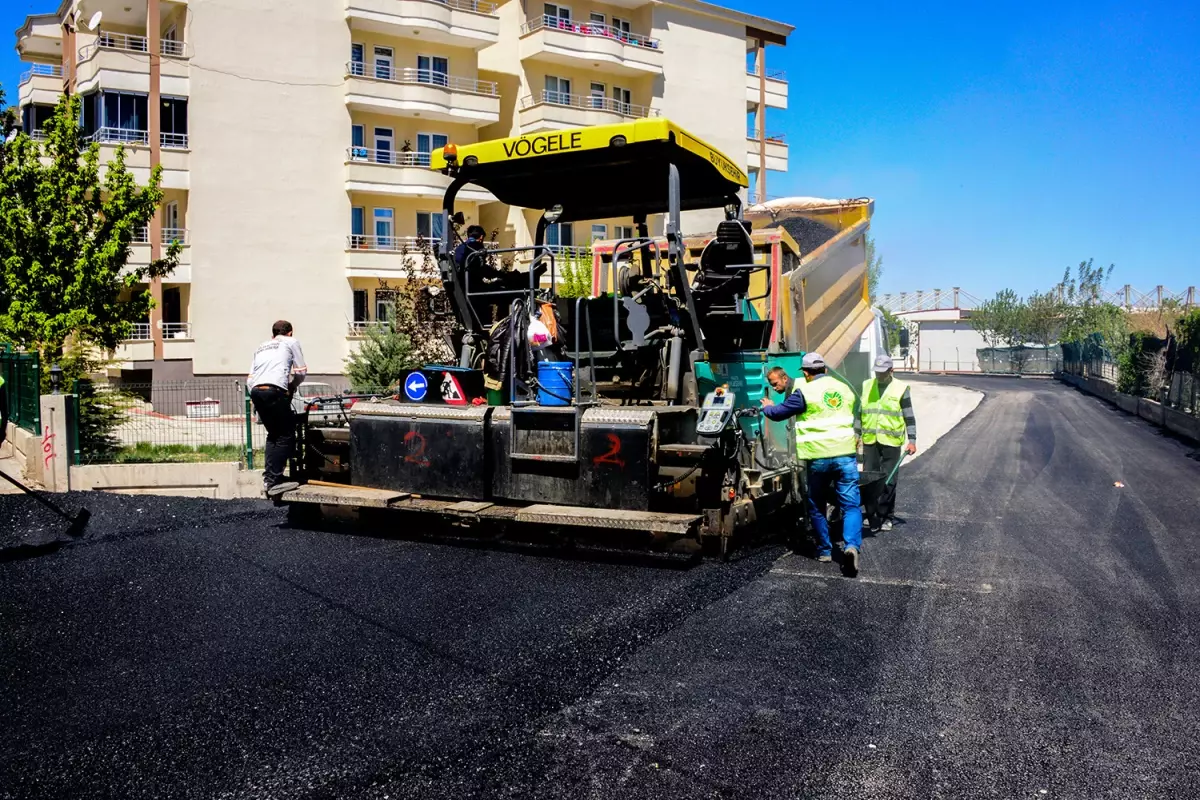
[[2, 377, 1198, 799]]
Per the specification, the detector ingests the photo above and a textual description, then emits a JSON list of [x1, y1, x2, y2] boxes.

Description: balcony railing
[[434, 0, 498, 12], [128, 323, 152, 340], [747, 130, 786, 142], [133, 227, 189, 244], [520, 15, 661, 49], [348, 321, 393, 336], [346, 147, 433, 167], [163, 322, 192, 338], [346, 235, 431, 252], [88, 128, 189, 149], [82, 31, 187, 58], [346, 62, 498, 96], [19, 63, 63, 82], [747, 67, 787, 81], [523, 90, 657, 119]]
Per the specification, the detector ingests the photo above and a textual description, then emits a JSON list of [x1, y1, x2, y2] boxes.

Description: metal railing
[[747, 67, 787, 81], [347, 321, 393, 336], [163, 322, 192, 338], [28, 130, 48, 141], [430, 0, 498, 12], [346, 234, 429, 252], [1, 349, 41, 435], [747, 130, 786, 142], [128, 323, 153, 340], [19, 63, 63, 82], [132, 227, 189, 244], [87, 128, 189, 149], [882, 286, 1197, 314], [520, 15, 661, 49], [346, 147, 433, 167], [82, 31, 187, 58], [523, 90, 657, 119], [878, 288, 982, 314], [346, 62, 498, 95]]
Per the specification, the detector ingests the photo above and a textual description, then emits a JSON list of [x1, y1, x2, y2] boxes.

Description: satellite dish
[[5, 131, 19, 144], [87, 11, 103, 30]]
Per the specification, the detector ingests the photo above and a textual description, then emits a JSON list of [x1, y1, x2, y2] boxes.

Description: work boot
[[842, 546, 860, 577], [265, 481, 299, 498]]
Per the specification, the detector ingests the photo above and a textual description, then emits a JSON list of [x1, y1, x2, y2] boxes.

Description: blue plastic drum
[[536, 361, 574, 407]]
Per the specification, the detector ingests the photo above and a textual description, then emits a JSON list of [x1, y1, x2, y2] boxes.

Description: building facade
[[15, 0, 791, 379]]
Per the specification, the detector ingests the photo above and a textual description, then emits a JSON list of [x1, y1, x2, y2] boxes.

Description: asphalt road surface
[[2, 376, 1198, 799]]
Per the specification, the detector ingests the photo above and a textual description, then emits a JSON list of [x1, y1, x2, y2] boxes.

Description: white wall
[[188, 0, 351, 376], [916, 320, 989, 372]]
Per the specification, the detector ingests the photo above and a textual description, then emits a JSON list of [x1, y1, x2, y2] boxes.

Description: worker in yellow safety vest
[[762, 352, 863, 576], [858, 354, 917, 533]]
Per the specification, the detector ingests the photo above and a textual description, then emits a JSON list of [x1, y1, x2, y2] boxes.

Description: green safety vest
[[861, 376, 908, 447], [794, 377, 857, 460]]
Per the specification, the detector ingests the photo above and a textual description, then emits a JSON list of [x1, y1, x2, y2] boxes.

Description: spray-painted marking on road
[[770, 566, 996, 594]]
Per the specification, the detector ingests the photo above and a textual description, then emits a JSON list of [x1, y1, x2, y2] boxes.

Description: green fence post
[[244, 385, 254, 469]]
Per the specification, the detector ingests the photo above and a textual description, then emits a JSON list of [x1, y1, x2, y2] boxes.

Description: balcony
[[345, 63, 499, 126], [344, 0, 499, 48], [89, 128, 190, 190], [518, 91, 657, 133], [345, 235, 442, 279], [128, 227, 192, 282], [348, 321, 394, 337], [344, 147, 496, 202], [519, 15, 663, 76], [77, 32, 190, 96], [746, 68, 787, 110], [116, 322, 194, 362], [15, 14, 62, 61], [18, 63, 63, 107], [746, 132, 788, 173]]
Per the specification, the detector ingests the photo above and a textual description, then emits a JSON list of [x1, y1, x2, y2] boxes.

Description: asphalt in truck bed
[[2, 376, 1198, 799]]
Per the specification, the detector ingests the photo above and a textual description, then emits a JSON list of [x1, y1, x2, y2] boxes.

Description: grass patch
[[110, 443, 263, 464]]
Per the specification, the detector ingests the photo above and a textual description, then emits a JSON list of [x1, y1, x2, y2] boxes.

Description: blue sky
[[2, 1, 1197, 299]]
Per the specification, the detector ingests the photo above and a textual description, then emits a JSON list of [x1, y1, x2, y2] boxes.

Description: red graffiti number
[[593, 433, 625, 468], [403, 431, 430, 467]]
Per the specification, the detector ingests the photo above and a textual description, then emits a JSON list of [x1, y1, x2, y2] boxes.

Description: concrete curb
[[1057, 373, 1200, 446]]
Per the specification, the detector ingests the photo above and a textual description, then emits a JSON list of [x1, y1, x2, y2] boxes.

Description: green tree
[[557, 247, 594, 299], [865, 235, 883, 302], [344, 312, 415, 392], [972, 289, 1029, 372], [1023, 290, 1063, 348], [0, 94, 180, 358]]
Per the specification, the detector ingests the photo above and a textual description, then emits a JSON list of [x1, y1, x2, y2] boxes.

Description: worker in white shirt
[[247, 320, 308, 497]]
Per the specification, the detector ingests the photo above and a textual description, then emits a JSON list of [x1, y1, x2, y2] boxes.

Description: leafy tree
[[0, 94, 180, 359], [344, 310, 415, 392], [1023, 290, 1063, 348], [878, 307, 904, 353], [865, 235, 883, 302], [557, 247, 594, 299]]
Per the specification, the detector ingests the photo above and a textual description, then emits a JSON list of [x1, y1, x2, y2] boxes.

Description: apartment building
[[14, 0, 790, 380]]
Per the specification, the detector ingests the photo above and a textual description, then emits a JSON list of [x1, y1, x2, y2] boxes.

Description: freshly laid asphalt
[[2, 376, 1198, 799]]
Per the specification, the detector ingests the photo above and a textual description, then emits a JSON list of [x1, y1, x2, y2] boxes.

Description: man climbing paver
[[858, 354, 917, 532], [247, 320, 307, 497], [761, 353, 863, 576]]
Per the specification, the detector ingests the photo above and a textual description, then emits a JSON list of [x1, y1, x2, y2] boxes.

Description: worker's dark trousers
[[863, 442, 902, 526], [250, 386, 294, 488]]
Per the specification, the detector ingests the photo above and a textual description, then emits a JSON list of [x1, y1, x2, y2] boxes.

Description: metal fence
[[1, 349, 41, 434], [913, 346, 1062, 375], [73, 379, 262, 466], [1165, 371, 1199, 415]]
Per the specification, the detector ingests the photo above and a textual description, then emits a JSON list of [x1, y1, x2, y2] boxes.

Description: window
[[351, 207, 365, 247], [101, 91, 148, 133], [546, 223, 573, 249], [373, 208, 394, 248], [614, 225, 635, 240], [416, 55, 449, 86], [374, 46, 393, 80], [161, 96, 188, 135], [613, 16, 631, 33], [612, 86, 632, 115], [350, 43, 364, 76], [589, 82, 605, 109], [544, 3, 571, 25], [163, 201, 181, 241], [23, 104, 54, 136], [375, 290, 396, 324], [163, 24, 177, 42], [416, 133, 448, 167], [416, 211, 445, 241], [545, 75, 571, 105], [588, 11, 605, 31], [351, 124, 366, 159], [353, 290, 368, 323], [373, 127, 394, 164], [590, 224, 607, 242]]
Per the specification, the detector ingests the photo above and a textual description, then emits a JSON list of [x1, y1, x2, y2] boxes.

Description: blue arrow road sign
[[404, 371, 428, 401]]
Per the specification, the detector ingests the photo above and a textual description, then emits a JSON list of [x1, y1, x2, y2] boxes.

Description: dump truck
[[282, 119, 880, 557]]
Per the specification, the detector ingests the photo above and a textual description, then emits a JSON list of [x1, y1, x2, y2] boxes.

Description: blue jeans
[[806, 456, 863, 556]]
